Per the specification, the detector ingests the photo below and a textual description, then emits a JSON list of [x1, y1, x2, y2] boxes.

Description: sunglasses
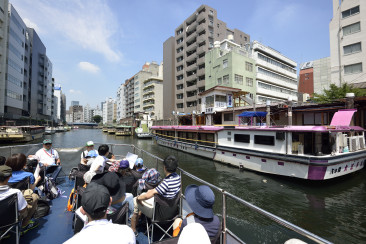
[[44, 143, 52, 145]]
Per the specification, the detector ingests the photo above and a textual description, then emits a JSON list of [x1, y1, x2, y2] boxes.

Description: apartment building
[[330, 0, 365, 87], [124, 77, 134, 119], [116, 83, 126, 122], [0, 0, 8, 118], [205, 38, 256, 99], [252, 41, 298, 104], [164, 4, 250, 116], [54, 83, 62, 122], [102, 97, 116, 124], [70, 105, 83, 123], [299, 57, 331, 96]]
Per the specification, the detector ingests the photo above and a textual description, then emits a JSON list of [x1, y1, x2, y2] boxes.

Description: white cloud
[[78, 62, 100, 73], [12, 0, 122, 62], [69, 89, 81, 94], [23, 18, 40, 32]]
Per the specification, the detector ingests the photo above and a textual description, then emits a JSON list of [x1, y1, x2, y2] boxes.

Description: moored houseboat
[[115, 125, 132, 136], [152, 109, 366, 180], [107, 125, 116, 134], [0, 125, 45, 143]]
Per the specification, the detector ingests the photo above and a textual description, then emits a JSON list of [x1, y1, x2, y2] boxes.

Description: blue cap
[[119, 159, 130, 169], [135, 158, 143, 166]]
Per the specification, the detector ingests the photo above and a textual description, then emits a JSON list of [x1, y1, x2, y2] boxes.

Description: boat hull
[[154, 137, 366, 180]]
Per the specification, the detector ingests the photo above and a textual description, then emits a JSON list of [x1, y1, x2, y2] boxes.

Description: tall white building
[[83, 104, 92, 122], [251, 41, 298, 104], [116, 83, 126, 122], [54, 84, 62, 122], [330, 0, 365, 87], [102, 98, 116, 124]]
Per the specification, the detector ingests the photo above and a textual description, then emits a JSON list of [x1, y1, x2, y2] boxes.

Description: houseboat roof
[[151, 125, 365, 132]]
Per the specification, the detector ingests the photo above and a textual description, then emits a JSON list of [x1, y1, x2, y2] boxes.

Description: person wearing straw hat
[[80, 141, 99, 166], [173, 184, 220, 238]]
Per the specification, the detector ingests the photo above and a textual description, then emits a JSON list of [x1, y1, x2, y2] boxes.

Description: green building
[[205, 39, 256, 101]]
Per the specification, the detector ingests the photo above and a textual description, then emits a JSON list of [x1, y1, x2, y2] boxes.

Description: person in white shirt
[[63, 182, 135, 244], [89, 144, 109, 174], [33, 139, 61, 178], [0, 165, 39, 232], [80, 141, 99, 166]]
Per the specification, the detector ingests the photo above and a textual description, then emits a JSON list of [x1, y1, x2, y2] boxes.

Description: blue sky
[[10, 0, 333, 108]]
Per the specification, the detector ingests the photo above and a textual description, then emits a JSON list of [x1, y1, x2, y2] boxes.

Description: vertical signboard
[[227, 94, 233, 108]]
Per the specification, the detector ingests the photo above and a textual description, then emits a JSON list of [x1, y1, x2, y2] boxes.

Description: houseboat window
[[227, 131, 231, 135], [234, 134, 250, 143], [254, 135, 274, 146]]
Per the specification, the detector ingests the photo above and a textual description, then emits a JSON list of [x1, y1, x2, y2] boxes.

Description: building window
[[246, 77, 253, 87], [177, 65, 183, 71], [176, 94, 183, 99], [234, 74, 243, 85], [217, 78, 222, 85], [343, 42, 361, 55], [177, 84, 183, 90], [223, 59, 228, 68], [343, 22, 360, 36], [224, 113, 234, 121], [177, 56, 183, 62], [234, 134, 250, 143], [177, 75, 183, 80], [177, 47, 183, 53], [177, 38, 183, 44], [223, 75, 229, 84], [342, 6, 359, 18], [245, 62, 253, 72], [344, 63, 362, 75]]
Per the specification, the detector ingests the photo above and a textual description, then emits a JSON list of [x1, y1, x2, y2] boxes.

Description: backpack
[[33, 198, 51, 219], [44, 176, 60, 200]]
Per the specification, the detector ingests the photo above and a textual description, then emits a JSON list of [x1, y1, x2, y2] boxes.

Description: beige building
[[330, 0, 365, 87], [163, 4, 250, 118]]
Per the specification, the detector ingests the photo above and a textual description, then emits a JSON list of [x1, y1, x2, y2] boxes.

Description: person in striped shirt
[[130, 155, 181, 235]]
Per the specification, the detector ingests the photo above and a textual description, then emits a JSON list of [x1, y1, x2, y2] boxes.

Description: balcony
[[185, 63, 197, 73], [186, 31, 197, 44], [186, 95, 198, 103], [197, 68, 205, 77], [176, 68, 184, 76], [196, 24, 205, 34]]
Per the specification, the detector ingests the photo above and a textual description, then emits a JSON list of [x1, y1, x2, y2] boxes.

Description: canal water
[[19, 129, 366, 243]]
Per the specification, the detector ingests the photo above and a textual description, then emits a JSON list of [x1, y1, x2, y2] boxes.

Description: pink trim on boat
[[330, 109, 357, 126]]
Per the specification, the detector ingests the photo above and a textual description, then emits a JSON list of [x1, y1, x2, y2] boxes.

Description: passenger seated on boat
[[64, 182, 135, 244], [89, 144, 109, 174], [131, 168, 161, 197], [0, 155, 5, 166], [133, 158, 147, 173], [33, 139, 61, 179], [131, 155, 181, 234], [5, 153, 42, 191], [91, 172, 134, 218], [173, 185, 220, 239], [0, 165, 39, 231], [109, 159, 138, 193], [105, 152, 117, 171], [80, 141, 99, 166]]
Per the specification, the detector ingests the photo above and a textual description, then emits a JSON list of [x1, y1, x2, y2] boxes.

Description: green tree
[[312, 83, 366, 103], [92, 115, 102, 123]]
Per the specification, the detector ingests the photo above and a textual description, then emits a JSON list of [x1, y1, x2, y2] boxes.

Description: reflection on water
[[12, 129, 366, 243]]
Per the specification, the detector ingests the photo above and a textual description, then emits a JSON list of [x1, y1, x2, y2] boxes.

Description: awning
[[330, 109, 357, 126], [237, 111, 267, 117]]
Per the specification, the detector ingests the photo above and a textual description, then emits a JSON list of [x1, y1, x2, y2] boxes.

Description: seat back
[[107, 202, 129, 225], [8, 177, 30, 191], [0, 193, 19, 230], [153, 192, 180, 222]]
